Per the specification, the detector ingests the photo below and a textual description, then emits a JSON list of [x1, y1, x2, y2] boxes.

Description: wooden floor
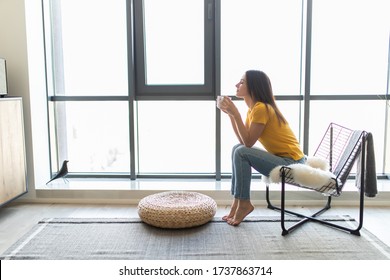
[[1, 202, 390, 255]]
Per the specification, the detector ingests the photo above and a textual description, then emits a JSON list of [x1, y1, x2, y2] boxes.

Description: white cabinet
[[0, 97, 27, 206]]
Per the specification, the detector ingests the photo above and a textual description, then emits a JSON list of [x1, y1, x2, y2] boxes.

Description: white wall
[[0, 0, 35, 199], [0, 0, 51, 200]]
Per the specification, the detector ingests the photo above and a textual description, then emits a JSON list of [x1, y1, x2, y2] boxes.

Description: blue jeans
[[231, 144, 306, 200]]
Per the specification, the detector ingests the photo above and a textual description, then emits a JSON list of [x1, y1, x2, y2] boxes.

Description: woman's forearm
[[229, 115, 244, 144], [231, 114, 251, 146], [230, 113, 262, 147]]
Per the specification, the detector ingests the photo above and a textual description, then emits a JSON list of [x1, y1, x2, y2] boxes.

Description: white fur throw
[[264, 157, 338, 195], [305, 156, 329, 171]]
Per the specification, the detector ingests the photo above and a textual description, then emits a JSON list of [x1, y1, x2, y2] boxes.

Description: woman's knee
[[232, 144, 243, 157], [232, 143, 243, 152], [233, 145, 251, 159]]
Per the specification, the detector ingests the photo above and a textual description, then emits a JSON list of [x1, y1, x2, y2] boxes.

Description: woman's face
[[235, 74, 249, 99]]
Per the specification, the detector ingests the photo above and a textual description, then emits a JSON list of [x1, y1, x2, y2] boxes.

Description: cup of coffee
[[216, 96, 225, 109]]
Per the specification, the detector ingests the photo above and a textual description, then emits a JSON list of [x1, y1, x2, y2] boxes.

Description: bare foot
[[227, 201, 254, 226], [222, 199, 238, 221]]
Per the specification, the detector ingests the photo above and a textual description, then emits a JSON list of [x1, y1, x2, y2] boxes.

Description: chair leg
[[266, 184, 276, 210], [278, 175, 330, 235], [266, 184, 363, 236]]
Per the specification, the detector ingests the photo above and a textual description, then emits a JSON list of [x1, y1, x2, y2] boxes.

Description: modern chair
[[265, 123, 376, 236]]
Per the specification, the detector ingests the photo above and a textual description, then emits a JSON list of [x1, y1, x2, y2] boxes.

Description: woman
[[217, 70, 305, 226]]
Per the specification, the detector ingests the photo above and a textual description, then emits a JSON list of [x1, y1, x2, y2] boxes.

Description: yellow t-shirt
[[245, 102, 304, 160]]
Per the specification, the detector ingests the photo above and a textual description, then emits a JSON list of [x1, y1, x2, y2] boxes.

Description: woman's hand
[[217, 96, 239, 117]]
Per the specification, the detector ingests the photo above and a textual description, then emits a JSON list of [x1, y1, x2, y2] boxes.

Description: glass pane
[[51, 101, 130, 173], [49, 0, 128, 96], [143, 0, 204, 85], [137, 101, 215, 173], [311, 0, 390, 95], [221, 0, 302, 95], [309, 100, 385, 173], [220, 100, 302, 173]]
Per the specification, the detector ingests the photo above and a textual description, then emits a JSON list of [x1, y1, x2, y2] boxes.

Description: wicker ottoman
[[137, 191, 217, 229]]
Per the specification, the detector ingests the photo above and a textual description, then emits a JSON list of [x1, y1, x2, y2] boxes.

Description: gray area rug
[[1, 216, 390, 260]]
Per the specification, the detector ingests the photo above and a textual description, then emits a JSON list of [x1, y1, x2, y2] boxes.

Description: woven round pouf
[[138, 191, 217, 229]]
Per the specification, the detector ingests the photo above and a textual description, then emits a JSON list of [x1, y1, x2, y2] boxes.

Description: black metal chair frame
[[265, 123, 367, 236]]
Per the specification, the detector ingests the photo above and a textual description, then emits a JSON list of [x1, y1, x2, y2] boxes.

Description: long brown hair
[[245, 70, 287, 125]]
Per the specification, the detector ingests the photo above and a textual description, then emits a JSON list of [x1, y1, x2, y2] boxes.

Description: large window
[[42, 0, 390, 183]]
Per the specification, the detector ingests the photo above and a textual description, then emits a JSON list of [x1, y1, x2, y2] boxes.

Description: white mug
[[216, 96, 226, 109]]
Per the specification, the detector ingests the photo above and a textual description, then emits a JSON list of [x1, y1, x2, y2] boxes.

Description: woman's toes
[[227, 205, 254, 226]]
